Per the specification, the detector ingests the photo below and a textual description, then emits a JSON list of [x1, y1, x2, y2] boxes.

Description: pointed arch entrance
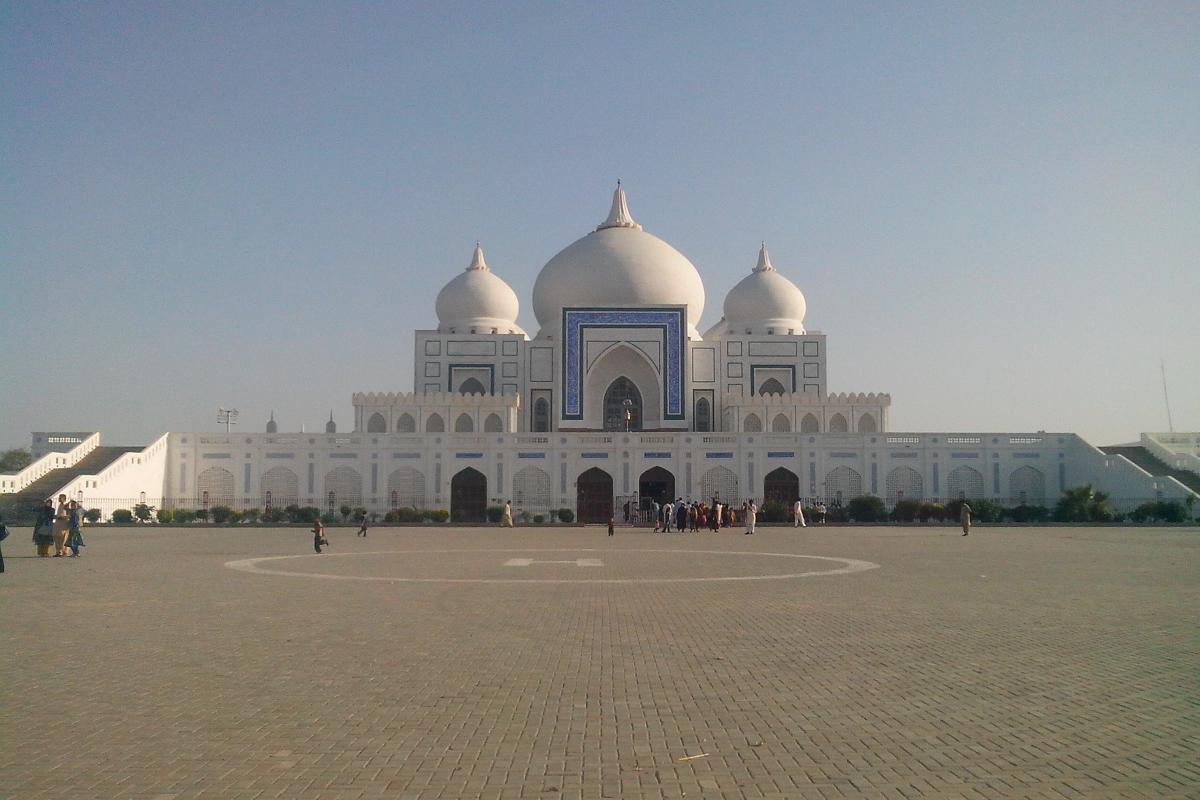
[[603, 377, 642, 431], [639, 466, 675, 508], [576, 467, 614, 524], [450, 467, 487, 522], [764, 467, 800, 506]]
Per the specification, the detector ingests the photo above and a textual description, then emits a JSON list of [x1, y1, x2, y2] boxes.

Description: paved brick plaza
[[1, 525, 1196, 800]]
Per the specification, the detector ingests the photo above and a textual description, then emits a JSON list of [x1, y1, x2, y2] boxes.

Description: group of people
[[31, 493, 85, 557], [642, 497, 769, 534]]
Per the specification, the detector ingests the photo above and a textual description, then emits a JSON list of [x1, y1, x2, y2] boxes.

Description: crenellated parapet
[[353, 391, 521, 434], [353, 391, 521, 408], [719, 390, 890, 434]]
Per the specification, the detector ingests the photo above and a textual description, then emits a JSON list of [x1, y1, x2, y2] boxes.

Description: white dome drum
[[435, 243, 525, 335], [531, 186, 706, 339], [719, 244, 807, 336]]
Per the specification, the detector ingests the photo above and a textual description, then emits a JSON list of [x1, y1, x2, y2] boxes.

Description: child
[[313, 517, 329, 553]]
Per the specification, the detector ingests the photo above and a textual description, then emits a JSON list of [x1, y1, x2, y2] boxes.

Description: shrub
[[173, 509, 196, 524], [292, 506, 321, 524], [227, 509, 244, 524], [557, 507, 575, 523], [918, 502, 945, 522], [210, 505, 234, 524], [84, 508, 102, 523], [242, 508, 260, 524], [157, 508, 174, 524], [111, 508, 133, 524], [847, 495, 887, 522], [284, 504, 302, 522], [1007, 504, 1049, 523], [133, 503, 155, 523], [194, 509, 209, 521], [946, 498, 1003, 524], [761, 500, 789, 523], [533, 514, 545, 524], [1131, 500, 1189, 523], [260, 507, 285, 524], [891, 499, 921, 523], [424, 508, 449, 523], [485, 505, 505, 523], [339, 504, 352, 521]]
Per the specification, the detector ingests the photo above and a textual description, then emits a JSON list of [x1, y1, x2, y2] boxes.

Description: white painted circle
[[224, 548, 880, 584]]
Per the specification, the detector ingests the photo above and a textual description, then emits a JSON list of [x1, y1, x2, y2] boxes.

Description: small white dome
[[435, 244, 526, 335], [720, 244, 807, 335], [531, 185, 706, 339]]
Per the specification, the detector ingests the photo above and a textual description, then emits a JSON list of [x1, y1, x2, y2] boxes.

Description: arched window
[[824, 465, 863, 504], [829, 413, 848, 433], [425, 413, 445, 433], [532, 398, 550, 432], [387, 467, 426, 508], [759, 378, 787, 396], [857, 413, 877, 433], [771, 413, 791, 432], [366, 413, 387, 433], [260, 467, 299, 506], [324, 466, 363, 505], [603, 377, 642, 432], [396, 413, 416, 433], [1009, 466, 1046, 505], [483, 413, 503, 432], [800, 413, 820, 433], [947, 466, 984, 500], [694, 397, 712, 432], [197, 467, 235, 505], [885, 466, 923, 505], [458, 377, 486, 395], [455, 413, 474, 432], [743, 413, 762, 432]]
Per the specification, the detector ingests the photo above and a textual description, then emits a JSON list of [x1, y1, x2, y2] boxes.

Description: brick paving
[[1, 524, 1197, 799]]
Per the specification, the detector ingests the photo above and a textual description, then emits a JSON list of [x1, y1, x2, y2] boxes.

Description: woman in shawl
[[53, 493, 70, 556], [32, 499, 55, 557], [66, 500, 85, 557]]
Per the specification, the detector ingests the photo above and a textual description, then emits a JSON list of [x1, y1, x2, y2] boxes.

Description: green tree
[[210, 505, 233, 524], [1054, 485, 1113, 522], [0, 447, 32, 472], [891, 499, 921, 523], [84, 508, 102, 523], [133, 503, 155, 523], [111, 509, 134, 524]]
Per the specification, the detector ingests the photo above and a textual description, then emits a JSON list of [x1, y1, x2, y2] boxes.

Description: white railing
[[57, 434, 170, 520], [1141, 433, 1200, 476], [0, 432, 100, 494]]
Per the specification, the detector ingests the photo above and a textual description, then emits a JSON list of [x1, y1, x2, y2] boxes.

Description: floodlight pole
[[218, 407, 239, 432]]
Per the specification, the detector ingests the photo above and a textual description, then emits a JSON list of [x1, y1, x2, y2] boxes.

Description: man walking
[[960, 501, 972, 536], [793, 498, 807, 528], [357, 512, 369, 537]]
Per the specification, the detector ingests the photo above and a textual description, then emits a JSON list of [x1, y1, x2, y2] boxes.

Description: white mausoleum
[[8, 187, 1196, 520]]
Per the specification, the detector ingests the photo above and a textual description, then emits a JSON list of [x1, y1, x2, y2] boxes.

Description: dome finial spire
[[597, 181, 642, 231], [754, 242, 775, 272], [467, 241, 488, 271]]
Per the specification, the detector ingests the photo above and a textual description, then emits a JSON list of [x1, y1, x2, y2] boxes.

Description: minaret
[[596, 180, 643, 231], [325, 411, 336, 433], [266, 410, 278, 433]]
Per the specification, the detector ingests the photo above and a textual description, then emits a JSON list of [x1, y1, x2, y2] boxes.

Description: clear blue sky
[[2, 2, 1197, 450]]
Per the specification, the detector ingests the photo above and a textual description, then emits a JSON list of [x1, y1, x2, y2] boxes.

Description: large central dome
[[531, 186, 706, 339]]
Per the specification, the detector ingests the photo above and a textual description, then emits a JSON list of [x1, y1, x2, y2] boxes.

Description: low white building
[[7, 187, 1197, 520]]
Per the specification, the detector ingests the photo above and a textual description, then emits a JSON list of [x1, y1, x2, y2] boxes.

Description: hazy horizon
[[3, 3, 1197, 451]]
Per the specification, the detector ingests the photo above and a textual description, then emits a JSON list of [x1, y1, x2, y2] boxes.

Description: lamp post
[[623, 399, 633, 432], [217, 407, 239, 432]]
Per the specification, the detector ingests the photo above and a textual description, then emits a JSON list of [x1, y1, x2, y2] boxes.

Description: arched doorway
[[639, 466, 675, 510], [450, 467, 487, 522], [603, 377, 642, 432], [576, 467, 613, 524], [764, 467, 800, 506]]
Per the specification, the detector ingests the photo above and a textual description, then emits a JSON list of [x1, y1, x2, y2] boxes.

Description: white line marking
[[224, 549, 880, 584], [504, 558, 603, 567]]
